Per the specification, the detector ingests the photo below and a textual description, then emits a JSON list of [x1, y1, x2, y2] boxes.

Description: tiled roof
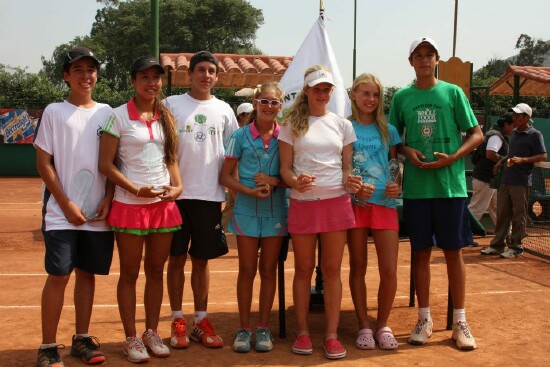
[[160, 53, 293, 88], [490, 66, 550, 97]]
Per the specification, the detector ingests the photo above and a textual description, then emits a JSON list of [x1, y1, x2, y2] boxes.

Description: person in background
[[480, 103, 546, 258], [279, 65, 362, 360], [221, 102, 254, 231], [469, 113, 514, 231], [99, 56, 183, 363], [389, 37, 483, 351], [165, 51, 238, 349], [34, 46, 114, 367], [347, 73, 401, 350], [236, 102, 254, 127], [220, 82, 287, 353]]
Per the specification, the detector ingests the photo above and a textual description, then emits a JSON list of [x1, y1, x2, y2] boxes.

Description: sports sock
[[74, 333, 89, 339], [171, 310, 184, 320], [453, 308, 466, 324], [40, 343, 58, 349], [419, 307, 431, 320], [194, 311, 207, 324]]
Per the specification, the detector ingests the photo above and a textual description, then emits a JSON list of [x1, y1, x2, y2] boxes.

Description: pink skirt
[[288, 194, 355, 234], [107, 200, 182, 235], [352, 202, 399, 230]]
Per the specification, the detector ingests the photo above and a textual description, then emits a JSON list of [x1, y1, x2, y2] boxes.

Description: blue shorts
[[43, 230, 114, 276], [403, 198, 471, 251], [229, 213, 287, 238], [170, 199, 228, 259]]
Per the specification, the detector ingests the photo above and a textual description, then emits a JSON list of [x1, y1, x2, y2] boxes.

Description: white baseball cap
[[409, 37, 439, 57], [303, 69, 335, 88], [236, 102, 253, 115], [509, 103, 532, 117]]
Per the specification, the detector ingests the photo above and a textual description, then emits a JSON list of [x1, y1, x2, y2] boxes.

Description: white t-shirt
[[34, 101, 112, 231], [278, 112, 357, 200], [164, 93, 238, 201], [486, 135, 504, 153], [103, 100, 170, 204]]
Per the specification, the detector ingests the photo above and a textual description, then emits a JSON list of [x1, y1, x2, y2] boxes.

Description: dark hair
[[189, 51, 219, 72], [497, 112, 513, 127], [153, 93, 179, 165]]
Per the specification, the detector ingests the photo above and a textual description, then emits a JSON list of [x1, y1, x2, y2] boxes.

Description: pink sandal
[[355, 328, 375, 350], [376, 327, 398, 350]]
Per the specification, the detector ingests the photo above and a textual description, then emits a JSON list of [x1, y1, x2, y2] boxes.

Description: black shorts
[[403, 198, 471, 251], [170, 199, 228, 259], [43, 230, 114, 276]]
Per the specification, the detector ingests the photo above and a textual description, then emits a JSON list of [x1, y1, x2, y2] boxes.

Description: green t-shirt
[[389, 81, 478, 199]]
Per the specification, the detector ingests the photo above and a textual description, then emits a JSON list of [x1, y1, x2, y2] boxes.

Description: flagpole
[[319, 0, 324, 19], [453, 0, 458, 57], [353, 0, 357, 80]]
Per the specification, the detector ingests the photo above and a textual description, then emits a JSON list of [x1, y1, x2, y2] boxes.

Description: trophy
[[253, 149, 270, 194], [294, 152, 317, 200], [385, 158, 401, 207]]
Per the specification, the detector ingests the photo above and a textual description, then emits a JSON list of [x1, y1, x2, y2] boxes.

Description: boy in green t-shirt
[[389, 37, 483, 350]]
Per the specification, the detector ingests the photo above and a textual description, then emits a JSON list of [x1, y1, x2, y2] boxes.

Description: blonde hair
[[349, 73, 390, 146], [254, 82, 284, 100], [282, 65, 330, 137]]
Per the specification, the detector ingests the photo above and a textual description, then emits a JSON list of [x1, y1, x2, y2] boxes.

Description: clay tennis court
[[1, 177, 549, 366]]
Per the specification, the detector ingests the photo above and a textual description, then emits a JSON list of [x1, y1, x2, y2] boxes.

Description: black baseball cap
[[496, 112, 513, 126], [130, 56, 164, 78], [189, 51, 219, 71], [63, 46, 100, 69]]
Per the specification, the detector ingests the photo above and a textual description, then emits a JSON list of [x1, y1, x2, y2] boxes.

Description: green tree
[[471, 34, 550, 118], [42, 0, 264, 90], [0, 64, 64, 109], [514, 34, 550, 66]]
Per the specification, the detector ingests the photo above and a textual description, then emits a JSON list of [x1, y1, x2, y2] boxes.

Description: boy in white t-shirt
[[33, 46, 114, 367], [165, 51, 238, 349]]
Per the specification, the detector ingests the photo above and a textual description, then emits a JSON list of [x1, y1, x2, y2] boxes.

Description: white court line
[[0, 202, 42, 205], [1, 289, 547, 309], [0, 262, 530, 277]]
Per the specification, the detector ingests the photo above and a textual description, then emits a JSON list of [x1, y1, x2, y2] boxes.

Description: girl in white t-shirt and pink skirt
[[278, 65, 369, 360], [99, 56, 182, 363]]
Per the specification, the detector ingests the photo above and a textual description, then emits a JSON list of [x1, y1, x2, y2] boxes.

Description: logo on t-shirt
[[417, 108, 437, 138], [420, 124, 433, 138], [195, 114, 207, 125], [194, 131, 206, 142]]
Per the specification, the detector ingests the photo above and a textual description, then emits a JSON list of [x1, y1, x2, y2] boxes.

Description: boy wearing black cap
[[165, 51, 238, 349], [389, 37, 483, 350], [34, 46, 114, 367], [482, 103, 547, 258], [469, 113, 515, 227]]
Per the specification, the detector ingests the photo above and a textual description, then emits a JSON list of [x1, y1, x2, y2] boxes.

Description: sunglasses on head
[[255, 99, 281, 107]]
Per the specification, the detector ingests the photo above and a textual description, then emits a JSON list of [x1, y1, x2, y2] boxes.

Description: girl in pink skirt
[[347, 73, 401, 351], [99, 56, 182, 363], [278, 65, 365, 360]]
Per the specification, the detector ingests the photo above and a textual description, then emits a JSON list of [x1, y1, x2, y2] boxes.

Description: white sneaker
[[123, 336, 150, 363], [142, 329, 170, 357], [408, 317, 433, 345], [452, 321, 477, 350]]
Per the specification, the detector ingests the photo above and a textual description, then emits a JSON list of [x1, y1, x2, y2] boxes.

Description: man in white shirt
[[165, 51, 238, 349], [34, 46, 114, 367]]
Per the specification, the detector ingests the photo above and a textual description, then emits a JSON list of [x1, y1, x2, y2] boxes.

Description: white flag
[[279, 16, 351, 118]]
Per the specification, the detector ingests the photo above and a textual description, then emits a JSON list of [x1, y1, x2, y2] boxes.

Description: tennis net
[[525, 162, 550, 260]]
